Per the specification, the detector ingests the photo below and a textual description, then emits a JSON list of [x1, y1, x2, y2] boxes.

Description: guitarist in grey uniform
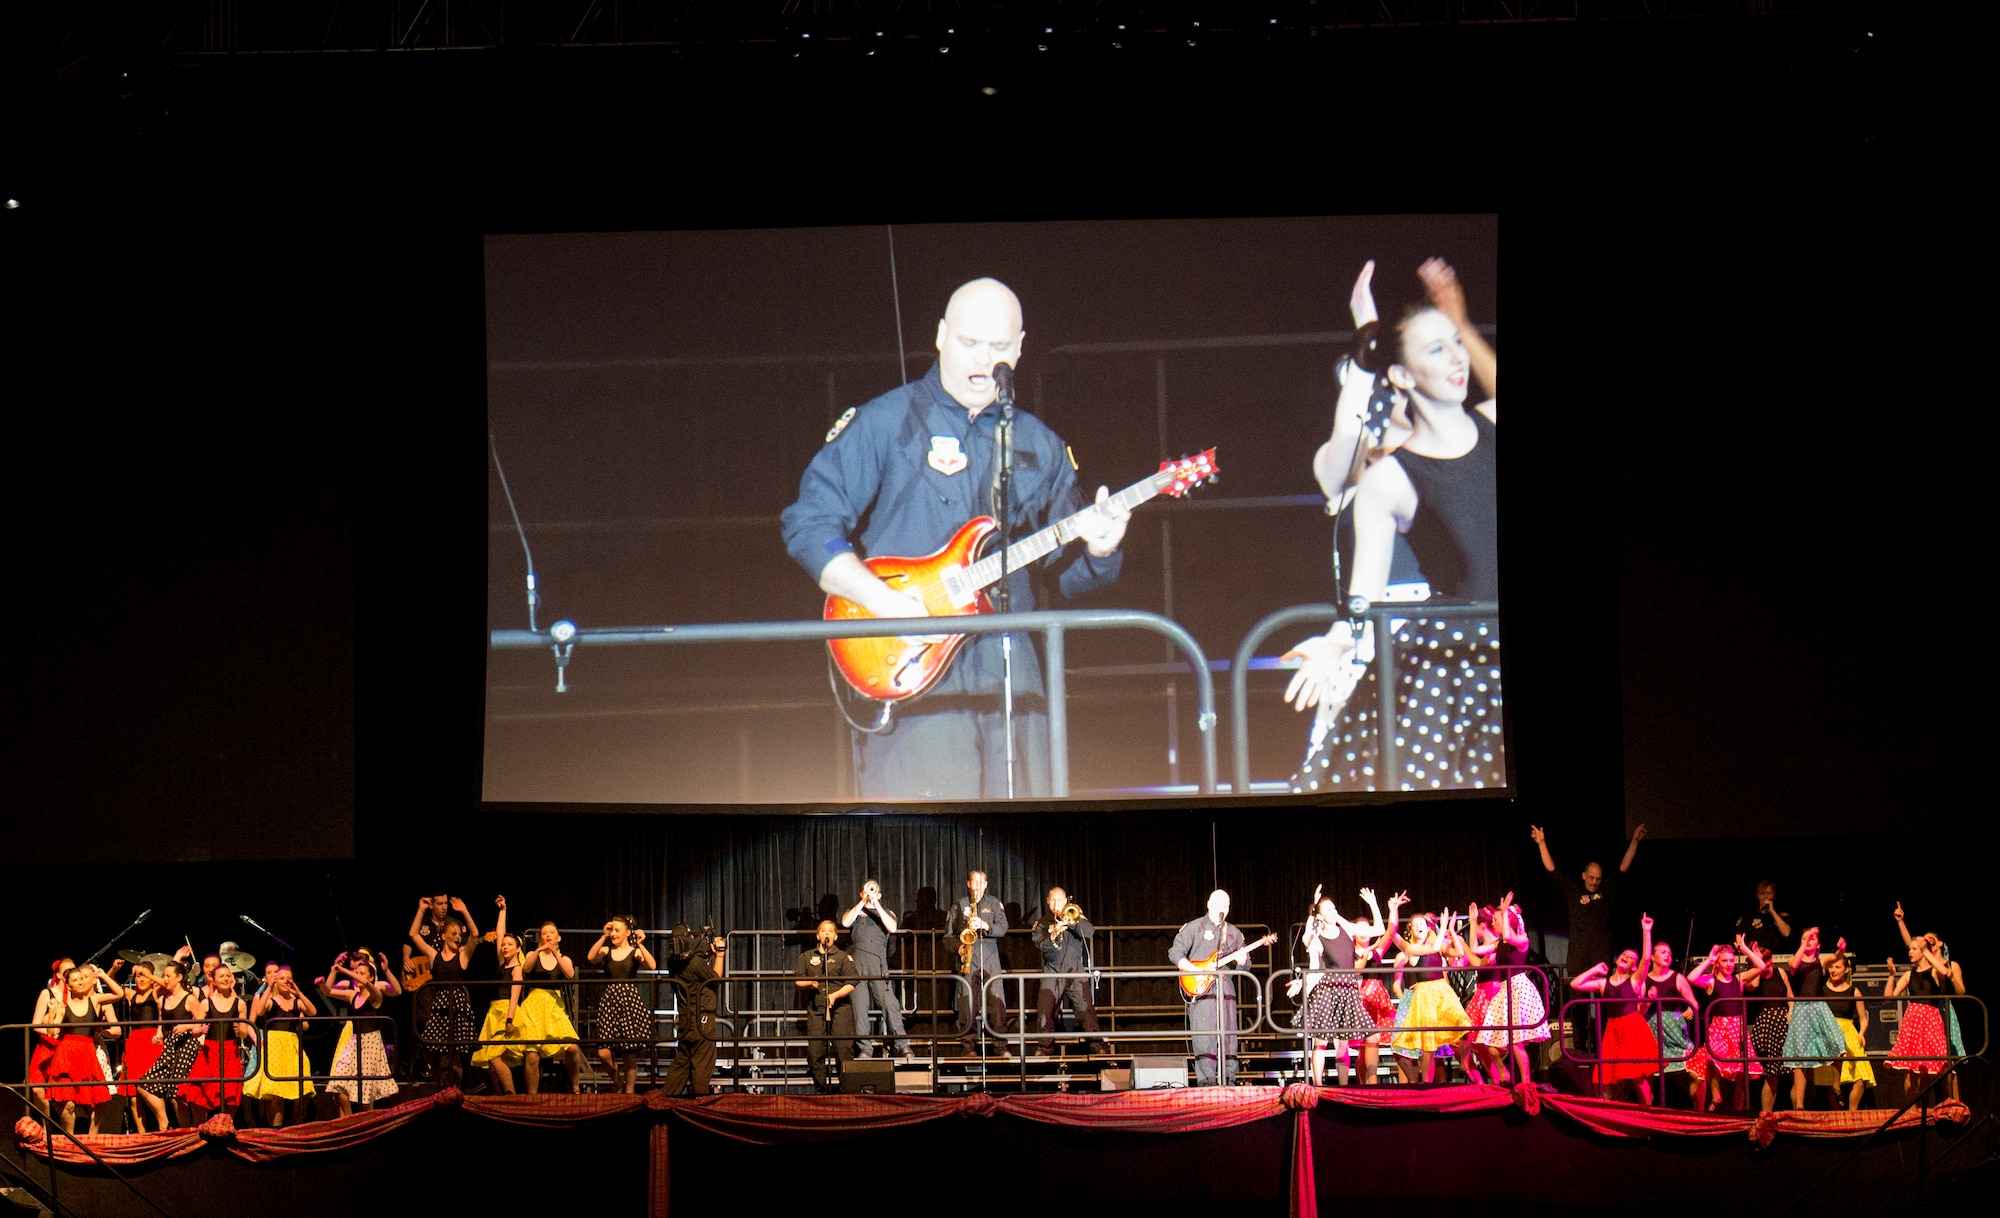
[[1172, 889, 1254, 1086]]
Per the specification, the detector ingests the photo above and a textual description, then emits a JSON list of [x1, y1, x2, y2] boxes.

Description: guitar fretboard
[[962, 470, 1171, 593]]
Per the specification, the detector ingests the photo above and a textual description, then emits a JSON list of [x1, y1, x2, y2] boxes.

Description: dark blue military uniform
[[781, 363, 1122, 799]]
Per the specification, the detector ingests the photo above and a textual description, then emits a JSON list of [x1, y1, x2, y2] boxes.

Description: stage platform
[[6, 1081, 1991, 1218]]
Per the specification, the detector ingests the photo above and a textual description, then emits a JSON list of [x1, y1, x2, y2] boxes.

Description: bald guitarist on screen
[[783, 277, 1216, 802], [1171, 890, 1276, 1086]]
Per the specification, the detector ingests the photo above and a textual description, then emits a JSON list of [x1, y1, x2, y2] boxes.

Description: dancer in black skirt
[[587, 915, 659, 1093], [408, 911, 480, 1089], [1296, 886, 1386, 1085], [137, 959, 205, 1130]]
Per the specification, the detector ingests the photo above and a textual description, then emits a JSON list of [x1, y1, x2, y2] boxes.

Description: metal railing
[[492, 607, 1220, 795], [718, 924, 1279, 1035], [991, 967, 1268, 1087], [1263, 962, 1554, 1038], [1229, 600, 1501, 795]]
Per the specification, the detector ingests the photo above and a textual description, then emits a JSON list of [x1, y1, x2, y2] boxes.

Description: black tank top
[[1498, 938, 1530, 973], [128, 992, 160, 1025], [1908, 969, 1943, 1009], [1389, 410, 1498, 600], [59, 997, 100, 1034], [1412, 952, 1444, 985], [262, 995, 307, 1036], [1793, 959, 1824, 999], [1824, 980, 1865, 1023], [603, 950, 641, 982], [523, 954, 566, 1003], [205, 994, 240, 1042], [1603, 975, 1643, 1020], [1709, 976, 1745, 1023], [431, 953, 466, 985]]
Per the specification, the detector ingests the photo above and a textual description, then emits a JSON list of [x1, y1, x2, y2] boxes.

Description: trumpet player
[[841, 880, 910, 1059], [946, 870, 1011, 1056], [1031, 888, 1109, 1055]]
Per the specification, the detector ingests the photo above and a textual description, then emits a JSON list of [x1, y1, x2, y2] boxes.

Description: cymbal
[[117, 949, 148, 963], [219, 949, 257, 972], [141, 954, 174, 971]]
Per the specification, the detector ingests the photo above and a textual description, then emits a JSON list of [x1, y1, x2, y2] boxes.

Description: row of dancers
[[28, 947, 402, 1136], [1291, 892, 1969, 1110]]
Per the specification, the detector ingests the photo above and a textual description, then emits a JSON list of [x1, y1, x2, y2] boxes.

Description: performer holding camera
[[1031, 887, 1108, 1055], [795, 921, 858, 1093], [659, 926, 725, 1097], [842, 880, 910, 1059]]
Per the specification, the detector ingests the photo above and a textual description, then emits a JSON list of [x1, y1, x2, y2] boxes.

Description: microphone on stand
[[993, 361, 1015, 416]]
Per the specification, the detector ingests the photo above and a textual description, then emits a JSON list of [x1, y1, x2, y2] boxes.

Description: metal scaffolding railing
[[492, 607, 1219, 795]]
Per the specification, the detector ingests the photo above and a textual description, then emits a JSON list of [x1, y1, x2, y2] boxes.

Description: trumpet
[[1059, 902, 1084, 928]]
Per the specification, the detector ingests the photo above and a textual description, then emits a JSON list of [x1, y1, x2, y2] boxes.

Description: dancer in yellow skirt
[[471, 896, 584, 1093], [1813, 951, 1876, 1110], [242, 966, 316, 1126], [1389, 910, 1472, 1081]]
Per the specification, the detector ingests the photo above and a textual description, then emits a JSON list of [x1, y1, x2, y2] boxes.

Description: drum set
[[116, 943, 259, 981]]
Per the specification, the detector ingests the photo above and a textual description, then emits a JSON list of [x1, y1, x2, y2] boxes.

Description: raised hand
[[1640, 913, 1654, 933], [1836, 937, 1848, 953], [1893, 902, 1905, 922], [1415, 257, 1465, 326], [1632, 823, 1648, 841], [449, 897, 469, 914], [495, 895, 507, 910], [1359, 887, 1376, 904], [1529, 825, 1545, 845], [1349, 259, 1379, 328]]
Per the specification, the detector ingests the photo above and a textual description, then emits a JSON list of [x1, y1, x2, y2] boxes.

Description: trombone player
[[1031, 887, 1109, 1055], [946, 870, 1011, 1056]]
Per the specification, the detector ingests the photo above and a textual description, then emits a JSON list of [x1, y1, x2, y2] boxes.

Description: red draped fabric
[[1539, 1093, 1973, 1140], [12, 1084, 1973, 1218]]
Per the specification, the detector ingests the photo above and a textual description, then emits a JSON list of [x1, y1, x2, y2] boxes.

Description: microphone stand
[[84, 909, 153, 967], [241, 915, 297, 955], [991, 366, 1017, 800]]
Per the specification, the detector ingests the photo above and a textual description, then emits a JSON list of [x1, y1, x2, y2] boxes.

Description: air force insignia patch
[[927, 435, 968, 476], [824, 407, 857, 443]]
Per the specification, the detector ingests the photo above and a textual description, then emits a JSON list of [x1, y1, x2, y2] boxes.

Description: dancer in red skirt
[[1684, 937, 1769, 1112], [1887, 935, 1964, 1096], [181, 966, 253, 1116], [116, 960, 169, 1130], [44, 964, 125, 1135], [1569, 912, 1658, 1104], [26, 960, 72, 1115]]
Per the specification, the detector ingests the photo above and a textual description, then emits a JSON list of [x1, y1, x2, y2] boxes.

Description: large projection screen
[[484, 216, 1500, 806]]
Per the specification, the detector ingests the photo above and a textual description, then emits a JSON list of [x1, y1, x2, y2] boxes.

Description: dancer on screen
[[1287, 257, 1502, 794]]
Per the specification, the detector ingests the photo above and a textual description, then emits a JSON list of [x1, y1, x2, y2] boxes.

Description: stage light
[[4, 199, 17, 210], [981, 86, 997, 96]]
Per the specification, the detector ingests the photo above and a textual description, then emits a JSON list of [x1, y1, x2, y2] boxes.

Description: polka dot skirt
[[1293, 615, 1505, 793]]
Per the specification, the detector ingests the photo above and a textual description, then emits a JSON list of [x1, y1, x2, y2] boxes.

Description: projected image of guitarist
[[780, 277, 1133, 801], [1171, 890, 1277, 1086]]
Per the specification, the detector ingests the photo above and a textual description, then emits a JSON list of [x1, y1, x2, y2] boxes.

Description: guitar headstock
[[1158, 448, 1219, 498]]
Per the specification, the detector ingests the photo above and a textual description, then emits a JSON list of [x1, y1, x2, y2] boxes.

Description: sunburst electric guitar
[[1180, 932, 1278, 1001], [825, 449, 1219, 702]]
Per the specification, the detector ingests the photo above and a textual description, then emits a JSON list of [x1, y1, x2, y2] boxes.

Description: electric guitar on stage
[[824, 449, 1218, 702], [1179, 932, 1278, 1001]]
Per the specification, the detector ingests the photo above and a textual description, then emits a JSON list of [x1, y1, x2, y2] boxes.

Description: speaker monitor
[[893, 1067, 934, 1095], [839, 1059, 897, 1095], [1132, 1054, 1187, 1090]]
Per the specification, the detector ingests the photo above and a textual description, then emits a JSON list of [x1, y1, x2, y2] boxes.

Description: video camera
[[666, 921, 722, 975]]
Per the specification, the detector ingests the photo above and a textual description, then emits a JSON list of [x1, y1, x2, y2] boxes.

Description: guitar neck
[[963, 471, 1168, 593]]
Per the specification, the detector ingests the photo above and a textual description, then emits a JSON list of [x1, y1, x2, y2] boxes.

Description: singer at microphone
[[779, 277, 1132, 801]]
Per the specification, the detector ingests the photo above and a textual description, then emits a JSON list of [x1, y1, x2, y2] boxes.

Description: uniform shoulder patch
[[1065, 444, 1079, 471], [824, 406, 858, 444]]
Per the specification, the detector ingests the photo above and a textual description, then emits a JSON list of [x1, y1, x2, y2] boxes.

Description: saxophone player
[[945, 870, 1011, 1056], [1031, 887, 1109, 1055]]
